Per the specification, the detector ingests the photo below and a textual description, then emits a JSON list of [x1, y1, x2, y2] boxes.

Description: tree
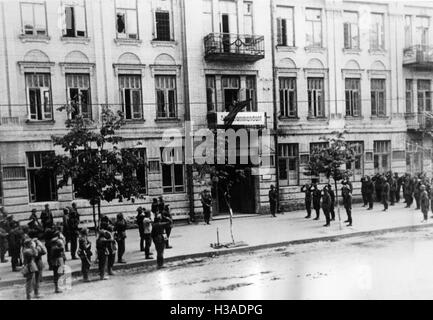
[[307, 131, 356, 224], [42, 104, 146, 231]]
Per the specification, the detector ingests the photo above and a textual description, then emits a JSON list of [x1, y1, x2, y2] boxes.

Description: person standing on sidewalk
[[268, 185, 278, 217], [388, 174, 397, 206], [342, 184, 353, 227], [312, 183, 321, 221], [382, 177, 390, 212], [301, 184, 312, 219], [33, 236, 45, 297], [143, 210, 153, 260], [201, 189, 213, 224], [365, 175, 374, 210], [22, 238, 38, 300], [321, 187, 332, 227], [40, 204, 54, 231], [105, 227, 117, 276], [396, 173, 403, 203], [62, 208, 70, 253], [162, 205, 173, 249], [151, 199, 159, 220], [152, 213, 170, 269], [414, 179, 422, 210], [361, 176, 368, 207], [135, 207, 145, 252], [9, 220, 24, 272], [114, 213, 127, 263], [404, 175, 414, 208], [327, 184, 336, 221], [96, 230, 109, 280], [68, 203, 80, 260], [77, 228, 92, 282], [50, 231, 66, 294], [158, 196, 165, 214], [0, 214, 8, 263], [420, 185, 429, 222]]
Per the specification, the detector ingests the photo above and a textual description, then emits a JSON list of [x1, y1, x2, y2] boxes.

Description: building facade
[[0, 0, 432, 222]]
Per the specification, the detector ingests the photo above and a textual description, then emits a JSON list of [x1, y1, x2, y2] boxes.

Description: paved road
[[2, 227, 433, 300]]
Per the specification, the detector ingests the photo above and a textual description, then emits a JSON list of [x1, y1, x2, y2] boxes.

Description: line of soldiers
[[301, 179, 353, 227]]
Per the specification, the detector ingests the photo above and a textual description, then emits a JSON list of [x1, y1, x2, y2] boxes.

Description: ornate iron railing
[[403, 45, 433, 67], [204, 33, 265, 61]]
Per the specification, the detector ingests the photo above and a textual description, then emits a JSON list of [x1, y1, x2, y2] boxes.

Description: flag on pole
[[223, 99, 252, 128]]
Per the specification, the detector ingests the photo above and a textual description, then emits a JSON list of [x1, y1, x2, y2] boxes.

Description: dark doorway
[[221, 14, 231, 53], [224, 89, 239, 111]]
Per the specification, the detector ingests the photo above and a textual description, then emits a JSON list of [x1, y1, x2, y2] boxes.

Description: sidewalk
[[1, 201, 431, 287]]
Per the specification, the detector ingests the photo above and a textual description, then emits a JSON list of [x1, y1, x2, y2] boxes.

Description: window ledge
[[114, 38, 142, 46], [304, 46, 326, 53], [155, 117, 181, 123], [61, 36, 90, 44], [343, 48, 361, 54], [276, 45, 297, 53], [19, 34, 50, 43], [151, 40, 178, 47], [306, 116, 328, 121], [368, 48, 387, 55], [344, 115, 364, 120], [370, 115, 389, 120], [278, 116, 299, 121], [25, 119, 55, 125], [124, 119, 146, 124]]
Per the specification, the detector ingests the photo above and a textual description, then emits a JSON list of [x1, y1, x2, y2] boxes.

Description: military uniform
[[22, 243, 38, 300], [342, 186, 353, 226], [33, 239, 46, 295], [151, 217, 170, 268], [301, 185, 312, 218], [0, 217, 8, 263], [312, 186, 321, 220], [40, 207, 54, 231], [420, 188, 430, 221], [328, 187, 336, 220], [365, 177, 374, 210], [414, 181, 421, 210], [321, 189, 332, 227], [77, 232, 92, 281], [382, 180, 390, 211], [162, 206, 173, 249], [68, 207, 80, 259], [201, 191, 213, 223], [96, 232, 109, 280], [135, 208, 145, 252], [361, 177, 368, 207], [50, 236, 66, 293], [9, 222, 24, 271], [114, 214, 127, 263], [268, 187, 278, 217]]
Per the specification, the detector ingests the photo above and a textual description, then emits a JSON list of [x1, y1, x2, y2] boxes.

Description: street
[[2, 227, 433, 300]]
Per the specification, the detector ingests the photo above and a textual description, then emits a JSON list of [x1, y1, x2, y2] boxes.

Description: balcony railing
[[405, 112, 433, 131], [204, 33, 265, 62], [403, 45, 433, 69]]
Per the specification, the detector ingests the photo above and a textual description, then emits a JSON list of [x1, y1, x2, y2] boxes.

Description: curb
[[1, 221, 433, 289]]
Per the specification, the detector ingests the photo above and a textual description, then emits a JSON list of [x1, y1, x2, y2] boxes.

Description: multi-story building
[[0, 0, 433, 222]]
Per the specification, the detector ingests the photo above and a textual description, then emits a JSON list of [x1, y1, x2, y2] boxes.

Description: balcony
[[207, 111, 266, 128], [405, 112, 433, 131], [204, 33, 265, 62], [403, 45, 433, 70]]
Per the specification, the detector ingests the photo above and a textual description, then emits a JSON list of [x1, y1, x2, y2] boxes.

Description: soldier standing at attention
[[77, 228, 92, 282], [312, 183, 322, 221], [151, 213, 171, 269], [321, 187, 332, 227], [382, 176, 390, 212], [68, 203, 80, 260], [114, 213, 127, 263], [96, 230, 109, 280], [268, 185, 278, 218], [201, 189, 213, 224], [420, 185, 429, 222], [365, 175, 374, 210], [361, 176, 368, 207], [342, 184, 353, 227], [22, 238, 38, 300], [135, 207, 145, 252], [301, 184, 312, 219], [327, 184, 336, 221]]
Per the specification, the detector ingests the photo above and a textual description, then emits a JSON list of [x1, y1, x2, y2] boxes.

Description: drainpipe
[[270, 0, 280, 210], [180, 0, 195, 219], [1, 2, 11, 117]]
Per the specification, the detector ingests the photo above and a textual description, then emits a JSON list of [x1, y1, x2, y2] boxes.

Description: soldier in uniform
[[0, 210, 8, 263], [50, 230, 66, 294], [414, 179, 422, 210], [69, 203, 81, 259], [382, 177, 390, 212], [77, 228, 92, 282], [151, 213, 171, 269], [33, 237, 46, 296], [327, 184, 336, 221], [22, 238, 38, 300], [404, 175, 414, 208], [201, 189, 213, 223], [62, 208, 71, 252], [157, 196, 165, 214], [301, 184, 312, 219], [151, 199, 159, 220], [342, 184, 353, 227], [40, 204, 54, 231], [365, 175, 374, 210], [135, 207, 145, 252], [321, 186, 332, 227], [361, 176, 368, 207], [389, 175, 397, 206], [268, 185, 278, 218], [143, 210, 153, 260], [105, 226, 117, 276], [28, 209, 43, 240], [312, 183, 322, 221], [100, 215, 114, 231], [9, 220, 24, 272], [96, 230, 109, 280], [420, 185, 430, 222], [114, 212, 127, 263], [396, 173, 403, 203], [162, 205, 173, 249]]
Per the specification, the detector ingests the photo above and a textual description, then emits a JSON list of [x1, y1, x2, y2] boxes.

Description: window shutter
[[281, 18, 287, 46], [343, 22, 350, 48], [276, 17, 282, 45]]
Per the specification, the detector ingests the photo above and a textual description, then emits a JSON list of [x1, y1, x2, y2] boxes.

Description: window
[[2, 167, 26, 180], [155, 11, 171, 41], [279, 77, 297, 117], [63, 1, 86, 37], [305, 8, 322, 47], [26, 73, 52, 121], [161, 147, 184, 193], [417, 80, 431, 113], [406, 79, 413, 113], [276, 6, 294, 47], [206, 76, 217, 112], [116, 0, 138, 39], [245, 76, 257, 111], [119, 75, 142, 120], [373, 141, 391, 174], [345, 78, 361, 117], [278, 144, 299, 186], [20, 2, 47, 36], [371, 79, 386, 116], [156, 75, 177, 118], [343, 11, 359, 49], [346, 142, 364, 181], [307, 78, 325, 118], [415, 16, 429, 46], [405, 15, 412, 48], [66, 74, 91, 119], [27, 152, 57, 202], [222, 76, 240, 111], [370, 13, 385, 50], [406, 141, 423, 175], [243, 1, 253, 35]]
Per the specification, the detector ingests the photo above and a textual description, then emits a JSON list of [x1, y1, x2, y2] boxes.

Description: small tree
[[42, 104, 146, 231], [307, 132, 356, 224]]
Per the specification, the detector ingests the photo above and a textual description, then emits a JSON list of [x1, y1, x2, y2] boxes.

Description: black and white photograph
[[0, 0, 432, 304]]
